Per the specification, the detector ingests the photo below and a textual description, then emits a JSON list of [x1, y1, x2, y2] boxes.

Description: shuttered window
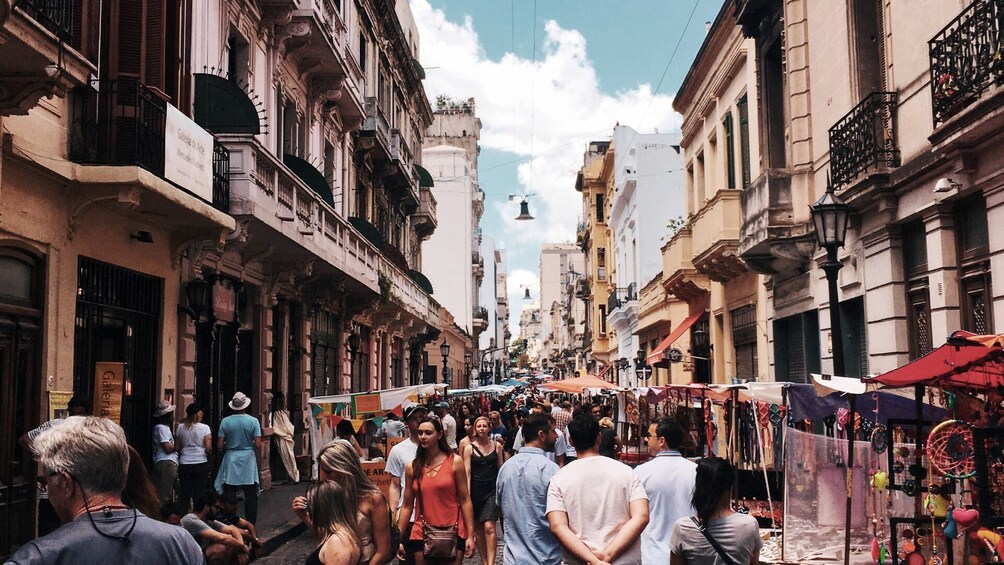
[[723, 112, 737, 189], [956, 196, 993, 334], [731, 305, 757, 381], [737, 95, 752, 188], [311, 310, 341, 396]]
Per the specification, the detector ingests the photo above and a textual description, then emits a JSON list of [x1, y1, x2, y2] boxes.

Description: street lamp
[[440, 340, 451, 385], [464, 352, 472, 387], [811, 175, 852, 565], [185, 278, 213, 323], [634, 349, 652, 384]]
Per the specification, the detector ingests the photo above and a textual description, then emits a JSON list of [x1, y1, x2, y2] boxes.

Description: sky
[[412, 0, 726, 335]]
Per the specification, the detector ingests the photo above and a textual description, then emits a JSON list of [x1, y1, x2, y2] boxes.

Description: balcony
[[576, 221, 590, 250], [412, 187, 437, 239], [928, 0, 1004, 149], [661, 228, 709, 302], [607, 284, 638, 313], [691, 190, 746, 282], [0, 0, 93, 115], [828, 91, 899, 190], [473, 306, 489, 332], [67, 78, 232, 221], [360, 97, 418, 206], [574, 279, 590, 299], [738, 170, 814, 275]]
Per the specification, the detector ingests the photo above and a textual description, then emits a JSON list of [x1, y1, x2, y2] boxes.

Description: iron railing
[[828, 91, 900, 188], [212, 141, 231, 213], [929, 0, 1004, 126], [17, 0, 73, 41], [606, 283, 638, 312], [70, 78, 168, 176], [473, 306, 489, 321]]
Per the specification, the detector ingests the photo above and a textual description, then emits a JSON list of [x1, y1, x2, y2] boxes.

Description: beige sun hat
[[229, 391, 251, 411]]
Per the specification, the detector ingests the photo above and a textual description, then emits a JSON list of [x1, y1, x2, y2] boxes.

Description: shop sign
[[385, 436, 405, 458], [92, 362, 126, 424], [213, 280, 236, 324], [48, 390, 74, 420], [164, 105, 214, 203], [353, 393, 382, 415], [361, 461, 393, 500]]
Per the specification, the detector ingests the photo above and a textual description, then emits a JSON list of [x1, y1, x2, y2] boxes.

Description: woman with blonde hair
[[293, 439, 392, 564], [461, 416, 501, 565], [305, 481, 362, 565]]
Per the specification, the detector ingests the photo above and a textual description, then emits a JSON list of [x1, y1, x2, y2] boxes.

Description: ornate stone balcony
[[360, 97, 419, 208], [738, 170, 814, 275], [0, 0, 91, 115], [691, 190, 746, 282], [661, 227, 709, 302], [412, 187, 437, 239], [472, 306, 489, 333]]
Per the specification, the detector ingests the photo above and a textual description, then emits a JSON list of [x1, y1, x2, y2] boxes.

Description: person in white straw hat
[[151, 399, 179, 504], [214, 391, 262, 524]]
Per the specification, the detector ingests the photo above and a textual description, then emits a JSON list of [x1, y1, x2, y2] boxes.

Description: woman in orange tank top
[[396, 415, 476, 565]]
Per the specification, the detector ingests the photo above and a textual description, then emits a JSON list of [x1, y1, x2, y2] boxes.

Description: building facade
[[0, 0, 442, 552], [604, 126, 685, 387], [422, 98, 486, 341], [651, 1, 770, 386], [478, 237, 509, 384], [538, 243, 584, 370], [575, 141, 614, 374], [730, 0, 1002, 381]]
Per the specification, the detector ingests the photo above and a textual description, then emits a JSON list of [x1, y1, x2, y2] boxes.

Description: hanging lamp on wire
[[523, 286, 532, 300], [508, 194, 536, 221]]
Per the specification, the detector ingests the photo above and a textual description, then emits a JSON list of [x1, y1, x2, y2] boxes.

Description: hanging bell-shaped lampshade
[[515, 200, 535, 221], [523, 287, 531, 300]]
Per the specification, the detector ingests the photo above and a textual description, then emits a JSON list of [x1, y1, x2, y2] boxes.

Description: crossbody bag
[[690, 516, 738, 565], [417, 455, 460, 559]]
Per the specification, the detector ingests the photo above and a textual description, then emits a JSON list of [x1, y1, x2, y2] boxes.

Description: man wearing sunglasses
[[8, 416, 204, 564]]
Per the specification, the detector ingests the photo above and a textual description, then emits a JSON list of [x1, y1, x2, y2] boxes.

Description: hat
[[403, 403, 428, 420], [436, 401, 450, 410], [517, 407, 529, 416], [228, 391, 251, 411], [153, 400, 175, 418]]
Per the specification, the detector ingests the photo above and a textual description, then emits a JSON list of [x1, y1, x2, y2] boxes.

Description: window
[[773, 311, 820, 384], [839, 297, 869, 378], [358, 32, 367, 72], [723, 112, 736, 189], [227, 33, 250, 89], [851, 0, 884, 98], [695, 152, 706, 204], [903, 220, 932, 359], [738, 95, 751, 187], [691, 317, 711, 384], [597, 248, 606, 281], [759, 18, 787, 169], [596, 194, 605, 223], [956, 196, 992, 334], [731, 305, 757, 381], [598, 305, 607, 335], [311, 310, 340, 396], [354, 182, 368, 219]]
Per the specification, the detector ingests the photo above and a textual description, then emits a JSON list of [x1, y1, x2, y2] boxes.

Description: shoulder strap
[[471, 443, 485, 457], [690, 516, 738, 565]]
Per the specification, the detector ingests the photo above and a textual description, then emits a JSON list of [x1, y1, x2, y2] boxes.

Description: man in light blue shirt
[[496, 412, 561, 565], [634, 417, 697, 564]]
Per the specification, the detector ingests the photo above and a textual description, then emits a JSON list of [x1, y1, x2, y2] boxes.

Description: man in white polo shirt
[[634, 417, 697, 564]]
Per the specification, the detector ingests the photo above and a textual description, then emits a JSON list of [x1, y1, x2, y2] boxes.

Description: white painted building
[[606, 125, 685, 385], [422, 102, 485, 338], [519, 301, 544, 368], [539, 243, 585, 364]]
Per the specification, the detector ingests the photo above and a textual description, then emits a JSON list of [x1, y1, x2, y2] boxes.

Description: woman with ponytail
[[669, 457, 761, 565]]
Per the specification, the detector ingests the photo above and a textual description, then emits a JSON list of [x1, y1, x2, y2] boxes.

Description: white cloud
[[411, 0, 682, 334], [505, 268, 539, 335]]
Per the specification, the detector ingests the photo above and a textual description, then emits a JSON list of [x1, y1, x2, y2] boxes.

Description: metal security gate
[[74, 257, 162, 463]]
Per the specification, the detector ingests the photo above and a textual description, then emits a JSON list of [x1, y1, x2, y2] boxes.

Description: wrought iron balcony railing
[[606, 283, 638, 312], [828, 91, 900, 188], [929, 0, 1004, 126], [69, 78, 231, 213], [18, 0, 73, 41]]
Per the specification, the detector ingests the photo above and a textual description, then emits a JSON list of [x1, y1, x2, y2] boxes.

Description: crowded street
[[3, 0, 1004, 564]]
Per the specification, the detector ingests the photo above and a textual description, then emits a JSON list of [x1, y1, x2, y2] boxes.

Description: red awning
[[543, 375, 620, 393], [646, 295, 709, 365], [867, 330, 1004, 389]]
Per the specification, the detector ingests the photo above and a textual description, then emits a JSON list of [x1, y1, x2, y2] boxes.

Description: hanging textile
[[271, 409, 300, 483]]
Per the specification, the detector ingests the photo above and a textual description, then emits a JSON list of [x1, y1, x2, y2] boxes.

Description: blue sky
[[413, 0, 725, 333]]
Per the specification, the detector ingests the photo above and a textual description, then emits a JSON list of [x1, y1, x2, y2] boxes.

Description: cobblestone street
[[258, 528, 504, 565]]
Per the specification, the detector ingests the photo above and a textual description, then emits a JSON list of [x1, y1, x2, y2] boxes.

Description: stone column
[[861, 227, 910, 374], [922, 206, 961, 344]]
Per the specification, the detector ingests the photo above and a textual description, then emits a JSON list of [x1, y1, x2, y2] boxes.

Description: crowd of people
[[7, 389, 765, 565]]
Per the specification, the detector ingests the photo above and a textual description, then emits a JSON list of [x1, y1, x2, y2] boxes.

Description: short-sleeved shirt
[[214, 413, 261, 492], [669, 512, 762, 565], [385, 437, 419, 521], [546, 456, 648, 564], [634, 452, 697, 564], [181, 513, 227, 549], [382, 420, 406, 438], [6, 510, 204, 564], [176, 422, 211, 465], [441, 413, 458, 449], [496, 447, 561, 565], [152, 424, 179, 464], [513, 426, 568, 465]]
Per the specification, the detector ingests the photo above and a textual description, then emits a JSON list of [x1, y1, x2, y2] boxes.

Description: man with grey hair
[[6, 416, 204, 564]]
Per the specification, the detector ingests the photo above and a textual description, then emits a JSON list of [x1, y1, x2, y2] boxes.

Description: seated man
[[217, 491, 263, 551], [161, 502, 185, 526], [182, 490, 250, 565]]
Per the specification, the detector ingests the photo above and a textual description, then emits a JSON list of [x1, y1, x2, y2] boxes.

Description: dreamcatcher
[[926, 419, 976, 480]]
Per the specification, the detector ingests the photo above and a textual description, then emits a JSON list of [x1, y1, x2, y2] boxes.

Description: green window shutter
[[723, 112, 736, 189], [737, 95, 752, 188]]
